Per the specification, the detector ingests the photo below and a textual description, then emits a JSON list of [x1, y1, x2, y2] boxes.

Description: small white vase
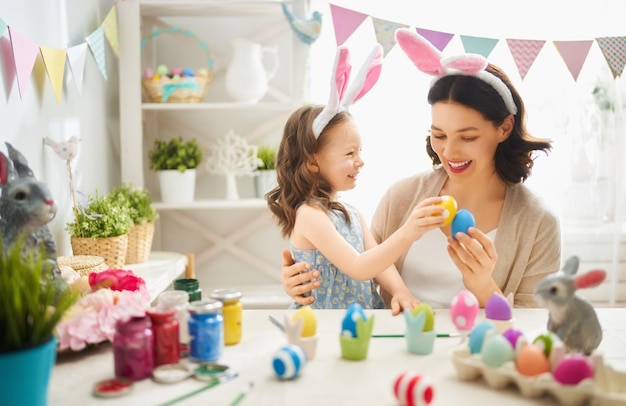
[[254, 169, 277, 198], [157, 169, 196, 203], [225, 173, 239, 200]]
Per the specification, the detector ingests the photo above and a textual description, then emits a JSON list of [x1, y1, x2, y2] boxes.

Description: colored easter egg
[[172, 74, 181, 81], [170, 67, 183, 76], [450, 290, 479, 332], [502, 328, 524, 349], [393, 371, 435, 406], [182, 67, 195, 77], [451, 209, 476, 237], [533, 332, 559, 358], [292, 306, 317, 337], [481, 334, 514, 367], [143, 67, 154, 79], [485, 294, 512, 321], [156, 64, 169, 76], [468, 320, 498, 354], [341, 303, 367, 337], [515, 345, 551, 376], [553, 355, 593, 385], [196, 68, 210, 77], [410, 303, 434, 331], [434, 195, 457, 227], [272, 344, 307, 380], [151, 74, 161, 81]]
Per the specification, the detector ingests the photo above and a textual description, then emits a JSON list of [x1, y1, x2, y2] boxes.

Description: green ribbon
[[161, 79, 200, 102]]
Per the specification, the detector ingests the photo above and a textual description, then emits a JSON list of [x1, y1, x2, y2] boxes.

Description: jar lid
[[193, 363, 230, 382], [152, 363, 193, 384], [188, 299, 222, 314], [210, 288, 242, 303], [93, 378, 133, 398]]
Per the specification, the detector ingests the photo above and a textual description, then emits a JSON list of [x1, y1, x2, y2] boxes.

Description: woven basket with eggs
[[141, 27, 214, 103]]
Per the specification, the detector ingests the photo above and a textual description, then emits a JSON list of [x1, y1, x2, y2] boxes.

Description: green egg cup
[[339, 315, 375, 361]]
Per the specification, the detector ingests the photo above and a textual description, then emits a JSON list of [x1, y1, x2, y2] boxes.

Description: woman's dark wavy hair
[[425, 64, 552, 184], [266, 105, 351, 239]]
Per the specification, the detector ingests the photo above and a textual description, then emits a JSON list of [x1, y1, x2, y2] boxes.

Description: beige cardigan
[[371, 168, 561, 308]]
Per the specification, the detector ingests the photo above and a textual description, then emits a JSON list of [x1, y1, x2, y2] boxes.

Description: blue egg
[[451, 209, 476, 237], [272, 344, 307, 380], [182, 67, 195, 77], [341, 303, 367, 337], [468, 320, 498, 354]]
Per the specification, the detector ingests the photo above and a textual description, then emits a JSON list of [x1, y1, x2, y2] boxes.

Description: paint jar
[[188, 299, 224, 362], [147, 308, 180, 366], [210, 288, 243, 345], [157, 290, 190, 345], [174, 278, 202, 302], [113, 316, 154, 381]]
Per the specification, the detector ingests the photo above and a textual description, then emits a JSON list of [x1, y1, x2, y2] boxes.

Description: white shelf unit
[[118, 0, 306, 308]]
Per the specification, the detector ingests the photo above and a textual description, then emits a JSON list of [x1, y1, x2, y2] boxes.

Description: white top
[[402, 229, 497, 308]]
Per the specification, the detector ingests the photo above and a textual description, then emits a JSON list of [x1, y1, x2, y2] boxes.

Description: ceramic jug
[[225, 38, 279, 103]]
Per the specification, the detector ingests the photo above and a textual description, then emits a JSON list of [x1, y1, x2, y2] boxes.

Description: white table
[[49, 308, 626, 405]]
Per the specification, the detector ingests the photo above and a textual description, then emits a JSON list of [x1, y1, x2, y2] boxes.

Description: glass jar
[[113, 316, 154, 381], [157, 290, 190, 345], [174, 278, 202, 302], [188, 299, 224, 362], [147, 308, 180, 366], [210, 288, 243, 345]]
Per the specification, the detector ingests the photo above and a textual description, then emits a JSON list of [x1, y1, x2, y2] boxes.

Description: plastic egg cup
[[404, 309, 436, 355], [284, 315, 318, 361], [488, 318, 515, 334], [339, 315, 375, 361]]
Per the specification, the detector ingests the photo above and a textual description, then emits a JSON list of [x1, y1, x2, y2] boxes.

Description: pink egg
[[170, 67, 183, 76], [485, 294, 512, 321], [450, 290, 479, 331], [553, 355, 593, 385], [393, 371, 435, 406], [143, 67, 154, 79]]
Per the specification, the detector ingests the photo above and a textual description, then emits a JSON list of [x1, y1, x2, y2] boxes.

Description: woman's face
[[429, 102, 509, 180]]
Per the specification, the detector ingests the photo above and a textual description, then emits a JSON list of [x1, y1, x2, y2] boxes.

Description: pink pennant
[[329, 4, 368, 46], [7, 26, 40, 99], [596, 37, 626, 79], [415, 28, 454, 52], [553, 40, 593, 81], [506, 39, 545, 80]]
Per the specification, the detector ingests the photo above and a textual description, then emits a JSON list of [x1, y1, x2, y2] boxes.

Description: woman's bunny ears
[[395, 28, 517, 115], [312, 44, 383, 138]]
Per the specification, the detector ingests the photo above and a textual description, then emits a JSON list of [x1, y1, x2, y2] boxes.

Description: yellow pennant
[[39, 46, 67, 104]]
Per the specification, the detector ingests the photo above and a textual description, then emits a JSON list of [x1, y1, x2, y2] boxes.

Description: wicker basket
[[70, 234, 129, 270], [57, 255, 108, 277], [125, 222, 155, 264], [141, 27, 214, 103]]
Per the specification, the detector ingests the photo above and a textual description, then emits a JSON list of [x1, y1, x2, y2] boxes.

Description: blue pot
[[0, 336, 57, 406]]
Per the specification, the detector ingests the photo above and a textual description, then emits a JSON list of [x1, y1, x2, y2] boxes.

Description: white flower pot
[[157, 169, 196, 203], [254, 169, 277, 198]]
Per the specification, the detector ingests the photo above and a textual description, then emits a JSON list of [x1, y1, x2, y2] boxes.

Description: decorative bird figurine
[[281, 1, 322, 45], [43, 136, 81, 162]]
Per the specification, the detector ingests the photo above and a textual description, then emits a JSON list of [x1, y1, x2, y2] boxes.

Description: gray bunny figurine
[[535, 255, 606, 354]]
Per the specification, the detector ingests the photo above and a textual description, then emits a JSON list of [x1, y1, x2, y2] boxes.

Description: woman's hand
[[281, 249, 320, 306], [447, 227, 501, 306], [389, 289, 420, 316]]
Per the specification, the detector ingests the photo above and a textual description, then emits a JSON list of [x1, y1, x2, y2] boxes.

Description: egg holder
[[404, 309, 436, 355], [339, 315, 375, 361], [284, 315, 318, 360]]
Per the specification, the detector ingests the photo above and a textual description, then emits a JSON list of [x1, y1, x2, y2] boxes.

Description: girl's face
[[313, 120, 364, 195], [429, 102, 510, 180]]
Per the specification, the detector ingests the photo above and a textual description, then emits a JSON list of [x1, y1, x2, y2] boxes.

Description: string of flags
[[0, 3, 120, 104], [329, 3, 626, 81]]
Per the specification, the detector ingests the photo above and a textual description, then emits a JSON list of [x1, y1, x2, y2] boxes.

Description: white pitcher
[[225, 38, 279, 103]]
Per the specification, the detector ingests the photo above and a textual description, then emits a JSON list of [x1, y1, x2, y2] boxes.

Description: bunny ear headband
[[312, 44, 384, 138], [394, 28, 517, 115]]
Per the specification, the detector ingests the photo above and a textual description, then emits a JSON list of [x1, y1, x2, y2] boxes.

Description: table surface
[[126, 251, 187, 302], [49, 308, 626, 406]]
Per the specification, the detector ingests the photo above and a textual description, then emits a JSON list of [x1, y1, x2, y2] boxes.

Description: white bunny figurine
[[535, 255, 606, 354]]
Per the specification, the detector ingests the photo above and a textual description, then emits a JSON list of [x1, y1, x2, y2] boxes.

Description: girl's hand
[[281, 249, 320, 305], [447, 227, 501, 305], [389, 289, 420, 316], [402, 196, 447, 241]]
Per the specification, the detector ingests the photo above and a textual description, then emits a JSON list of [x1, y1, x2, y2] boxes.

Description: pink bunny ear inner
[[575, 270, 607, 289], [442, 54, 488, 73], [0, 153, 11, 186], [343, 44, 383, 105], [334, 47, 351, 101], [395, 28, 443, 75]]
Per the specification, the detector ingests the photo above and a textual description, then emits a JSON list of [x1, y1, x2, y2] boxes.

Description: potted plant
[[110, 183, 159, 264], [0, 237, 78, 406], [254, 144, 277, 198], [148, 136, 204, 203], [65, 191, 134, 269]]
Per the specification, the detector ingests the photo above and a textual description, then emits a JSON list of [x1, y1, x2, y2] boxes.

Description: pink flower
[[89, 269, 146, 292]]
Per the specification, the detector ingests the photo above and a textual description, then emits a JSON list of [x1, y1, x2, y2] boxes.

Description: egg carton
[[450, 347, 626, 406]]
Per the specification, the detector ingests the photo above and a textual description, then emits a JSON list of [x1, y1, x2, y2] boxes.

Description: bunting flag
[[460, 35, 499, 58], [67, 43, 89, 96], [596, 37, 626, 78], [506, 39, 546, 80], [40, 46, 66, 104], [553, 40, 593, 81], [102, 6, 120, 58], [329, 4, 368, 46], [86, 27, 108, 80], [8, 26, 40, 99], [416, 28, 454, 52], [372, 18, 407, 56]]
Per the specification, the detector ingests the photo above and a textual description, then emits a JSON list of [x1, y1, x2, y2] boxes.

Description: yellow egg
[[292, 306, 317, 337], [434, 195, 457, 226]]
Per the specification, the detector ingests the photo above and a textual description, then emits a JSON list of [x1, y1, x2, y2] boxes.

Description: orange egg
[[515, 345, 551, 376]]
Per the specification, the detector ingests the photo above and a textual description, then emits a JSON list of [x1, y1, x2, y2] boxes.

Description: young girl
[[267, 45, 446, 312]]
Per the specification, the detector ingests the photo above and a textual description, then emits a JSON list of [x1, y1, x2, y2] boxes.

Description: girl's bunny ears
[[312, 44, 383, 138], [395, 28, 517, 115]]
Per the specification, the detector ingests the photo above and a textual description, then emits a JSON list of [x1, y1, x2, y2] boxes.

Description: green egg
[[411, 303, 434, 331]]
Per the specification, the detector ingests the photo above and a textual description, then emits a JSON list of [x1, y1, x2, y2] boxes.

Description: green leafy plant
[[65, 191, 134, 238], [109, 183, 158, 225], [256, 144, 277, 170], [0, 237, 78, 352], [148, 136, 204, 172]]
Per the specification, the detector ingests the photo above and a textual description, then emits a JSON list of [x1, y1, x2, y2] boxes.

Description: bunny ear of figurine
[[394, 28, 517, 116], [0, 150, 16, 186], [312, 44, 383, 138]]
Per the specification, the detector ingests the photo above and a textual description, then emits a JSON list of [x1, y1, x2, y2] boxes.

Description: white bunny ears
[[312, 44, 384, 138], [395, 28, 517, 115]]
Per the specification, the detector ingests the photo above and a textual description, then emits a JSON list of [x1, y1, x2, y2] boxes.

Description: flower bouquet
[[55, 268, 151, 351]]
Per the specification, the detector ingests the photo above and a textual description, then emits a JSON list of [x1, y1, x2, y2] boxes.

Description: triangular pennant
[[460, 35, 499, 58], [0, 18, 7, 37], [553, 40, 593, 81], [371, 18, 406, 57], [67, 43, 88, 96], [7, 26, 40, 99], [86, 27, 107, 80], [506, 39, 545, 80], [329, 4, 368, 46], [102, 5, 120, 58], [596, 37, 626, 78], [415, 27, 454, 52], [40, 46, 67, 104]]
